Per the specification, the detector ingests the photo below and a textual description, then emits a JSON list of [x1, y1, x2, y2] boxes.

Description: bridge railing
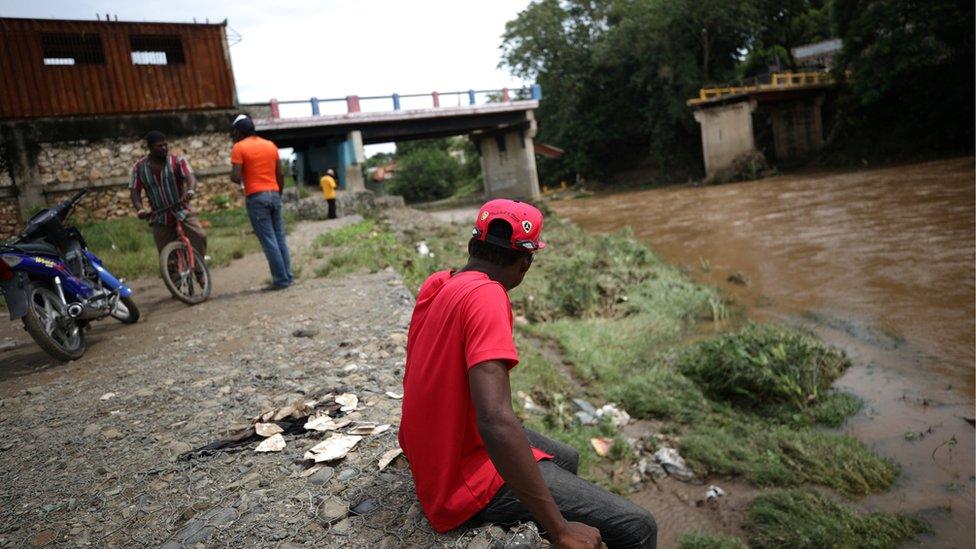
[[692, 71, 833, 104], [250, 84, 542, 120]]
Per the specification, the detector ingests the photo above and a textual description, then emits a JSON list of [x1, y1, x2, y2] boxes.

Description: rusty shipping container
[[0, 17, 237, 119]]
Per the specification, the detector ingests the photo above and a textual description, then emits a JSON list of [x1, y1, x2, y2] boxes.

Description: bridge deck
[[256, 101, 539, 146]]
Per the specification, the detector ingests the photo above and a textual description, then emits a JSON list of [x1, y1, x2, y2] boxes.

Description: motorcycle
[[0, 189, 138, 361]]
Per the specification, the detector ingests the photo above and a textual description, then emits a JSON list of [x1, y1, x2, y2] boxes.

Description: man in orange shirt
[[230, 115, 293, 289]]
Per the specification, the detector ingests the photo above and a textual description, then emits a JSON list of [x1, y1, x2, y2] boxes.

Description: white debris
[[342, 363, 359, 372], [99, 392, 116, 401], [378, 447, 403, 470], [385, 391, 403, 399], [305, 414, 350, 432], [653, 447, 695, 481], [335, 393, 359, 412], [520, 392, 547, 415], [300, 465, 324, 478], [705, 485, 726, 501], [595, 403, 631, 428], [304, 434, 362, 462], [348, 422, 392, 436], [416, 242, 431, 257], [255, 433, 286, 452], [254, 423, 283, 437]]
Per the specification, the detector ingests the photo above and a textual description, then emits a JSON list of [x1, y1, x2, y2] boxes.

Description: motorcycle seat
[[12, 241, 60, 256]]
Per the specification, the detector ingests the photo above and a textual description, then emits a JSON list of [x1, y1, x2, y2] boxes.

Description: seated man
[[399, 200, 657, 549]]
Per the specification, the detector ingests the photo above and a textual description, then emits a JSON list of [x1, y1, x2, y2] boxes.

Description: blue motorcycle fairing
[[84, 251, 132, 298], [2, 251, 95, 298]]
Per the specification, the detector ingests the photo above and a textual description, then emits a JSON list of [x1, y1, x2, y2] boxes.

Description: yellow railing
[[693, 71, 834, 103]]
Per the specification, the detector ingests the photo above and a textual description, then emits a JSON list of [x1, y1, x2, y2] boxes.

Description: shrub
[[387, 148, 461, 203], [746, 490, 926, 548], [677, 323, 851, 412]]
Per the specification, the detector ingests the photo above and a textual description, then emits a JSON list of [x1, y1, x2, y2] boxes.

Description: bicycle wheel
[[159, 241, 212, 305], [22, 282, 86, 361]]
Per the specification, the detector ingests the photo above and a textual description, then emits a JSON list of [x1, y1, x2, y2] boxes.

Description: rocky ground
[[0, 215, 535, 548]]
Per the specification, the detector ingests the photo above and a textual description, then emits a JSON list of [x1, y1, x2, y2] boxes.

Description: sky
[[0, 0, 534, 154]]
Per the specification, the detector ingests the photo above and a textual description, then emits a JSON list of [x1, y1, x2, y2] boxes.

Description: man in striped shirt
[[129, 131, 207, 255]]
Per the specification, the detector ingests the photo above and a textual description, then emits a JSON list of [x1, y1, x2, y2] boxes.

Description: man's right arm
[[469, 361, 601, 549]]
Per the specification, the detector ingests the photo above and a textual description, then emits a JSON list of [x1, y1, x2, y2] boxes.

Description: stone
[[30, 530, 55, 547], [318, 497, 348, 522], [183, 525, 215, 544], [307, 466, 334, 485], [101, 428, 124, 440], [337, 468, 357, 482]]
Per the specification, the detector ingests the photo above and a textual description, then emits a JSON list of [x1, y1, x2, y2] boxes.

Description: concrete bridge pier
[[297, 131, 365, 191], [692, 98, 758, 179], [768, 96, 824, 165], [474, 113, 540, 200]]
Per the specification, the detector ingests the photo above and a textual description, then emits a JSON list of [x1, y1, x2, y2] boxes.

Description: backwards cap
[[472, 199, 546, 252], [232, 114, 255, 132]]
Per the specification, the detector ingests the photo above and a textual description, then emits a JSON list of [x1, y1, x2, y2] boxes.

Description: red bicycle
[[146, 197, 212, 304]]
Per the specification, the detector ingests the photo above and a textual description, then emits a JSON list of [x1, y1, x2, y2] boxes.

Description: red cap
[[472, 199, 546, 252]]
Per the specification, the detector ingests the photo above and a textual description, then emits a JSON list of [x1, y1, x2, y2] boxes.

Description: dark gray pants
[[468, 429, 657, 549]]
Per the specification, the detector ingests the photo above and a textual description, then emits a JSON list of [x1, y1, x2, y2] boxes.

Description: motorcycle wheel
[[110, 296, 140, 324], [159, 241, 211, 305], [22, 282, 86, 361]]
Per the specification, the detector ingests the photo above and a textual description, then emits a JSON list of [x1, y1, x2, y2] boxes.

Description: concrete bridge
[[244, 86, 543, 200], [688, 72, 835, 178]]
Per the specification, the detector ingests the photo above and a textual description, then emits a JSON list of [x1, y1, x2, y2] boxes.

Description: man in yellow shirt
[[319, 168, 338, 219]]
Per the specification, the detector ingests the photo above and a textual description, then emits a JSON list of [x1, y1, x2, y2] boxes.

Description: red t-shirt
[[398, 270, 551, 532]]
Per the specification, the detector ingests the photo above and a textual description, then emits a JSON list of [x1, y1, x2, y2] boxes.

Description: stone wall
[[0, 132, 245, 237], [36, 132, 232, 186]]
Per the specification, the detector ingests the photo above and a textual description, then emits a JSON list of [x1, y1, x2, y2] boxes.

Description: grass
[[308, 213, 922, 542], [677, 323, 852, 413], [678, 532, 745, 549], [76, 207, 295, 280], [745, 490, 927, 548]]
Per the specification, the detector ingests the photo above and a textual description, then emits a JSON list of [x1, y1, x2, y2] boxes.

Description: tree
[[387, 147, 462, 203], [830, 0, 974, 156]]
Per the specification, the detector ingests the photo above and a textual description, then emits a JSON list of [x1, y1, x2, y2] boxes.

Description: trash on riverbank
[[590, 437, 614, 457], [654, 447, 695, 480], [416, 241, 432, 257], [385, 391, 403, 399], [705, 485, 726, 501], [99, 392, 116, 401], [255, 433, 286, 452], [596, 403, 631, 428], [348, 422, 391, 435], [304, 434, 362, 462], [305, 414, 350, 432]]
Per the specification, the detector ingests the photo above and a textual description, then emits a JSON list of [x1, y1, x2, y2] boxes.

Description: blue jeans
[[245, 191, 293, 287]]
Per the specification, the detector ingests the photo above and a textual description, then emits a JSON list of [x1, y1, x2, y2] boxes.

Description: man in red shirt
[[399, 200, 657, 549]]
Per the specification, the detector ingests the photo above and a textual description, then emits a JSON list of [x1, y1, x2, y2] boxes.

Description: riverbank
[[309, 209, 927, 547], [551, 156, 975, 547]]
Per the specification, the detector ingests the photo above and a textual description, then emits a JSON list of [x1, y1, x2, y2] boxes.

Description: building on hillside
[[792, 38, 843, 70], [0, 16, 257, 235]]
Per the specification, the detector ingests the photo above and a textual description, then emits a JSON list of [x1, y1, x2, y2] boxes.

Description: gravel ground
[[0, 216, 527, 548]]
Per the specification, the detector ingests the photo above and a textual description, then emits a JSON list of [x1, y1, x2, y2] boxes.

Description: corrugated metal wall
[[0, 18, 237, 119]]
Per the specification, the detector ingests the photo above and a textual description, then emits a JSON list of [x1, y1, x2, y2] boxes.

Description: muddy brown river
[[552, 157, 975, 547]]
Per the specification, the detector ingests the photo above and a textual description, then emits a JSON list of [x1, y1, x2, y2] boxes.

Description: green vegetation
[[76, 207, 291, 280], [309, 213, 922, 541], [678, 532, 744, 549], [385, 137, 482, 204], [745, 490, 927, 548], [500, 1, 973, 185], [677, 323, 851, 413]]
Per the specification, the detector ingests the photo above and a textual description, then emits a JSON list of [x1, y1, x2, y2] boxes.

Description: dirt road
[[0, 217, 483, 547]]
